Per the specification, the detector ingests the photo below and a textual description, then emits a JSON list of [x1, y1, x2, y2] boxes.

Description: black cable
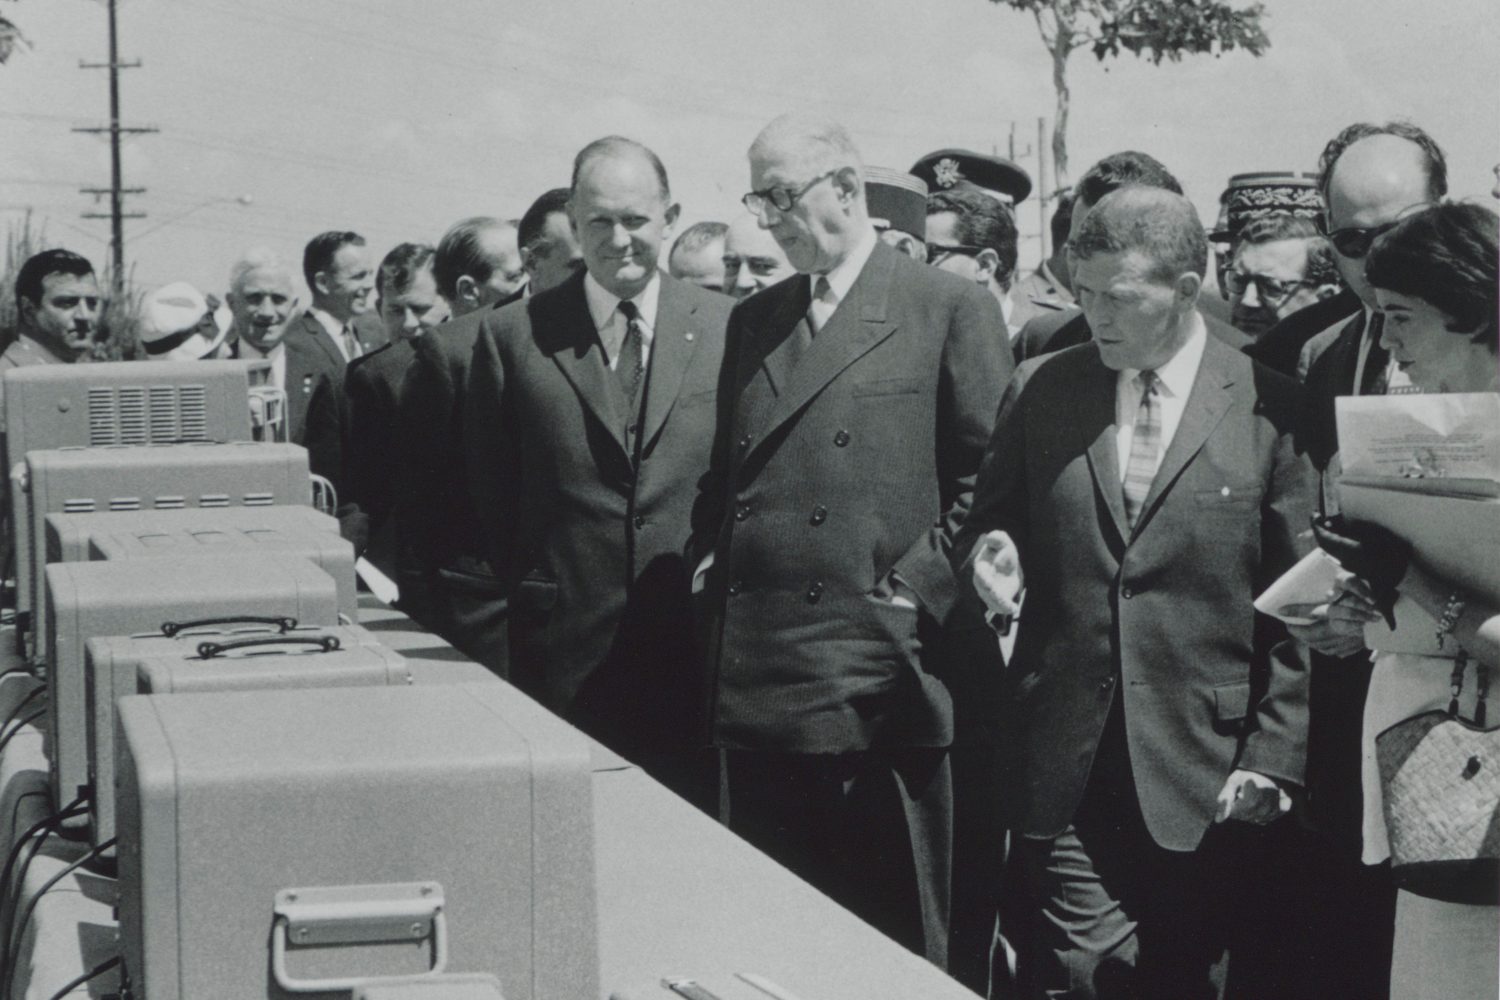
[[42, 954, 120, 1000], [0, 798, 85, 967], [0, 706, 44, 760], [3, 838, 115, 1000], [0, 685, 43, 734]]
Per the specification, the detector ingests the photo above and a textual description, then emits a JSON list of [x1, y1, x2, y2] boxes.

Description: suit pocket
[[513, 573, 558, 612], [1212, 681, 1251, 735], [438, 567, 505, 598], [852, 377, 922, 398], [1194, 486, 1262, 509], [678, 387, 716, 408]]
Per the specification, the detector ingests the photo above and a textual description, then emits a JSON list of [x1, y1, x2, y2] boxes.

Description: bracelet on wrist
[[1435, 591, 1466, 650]]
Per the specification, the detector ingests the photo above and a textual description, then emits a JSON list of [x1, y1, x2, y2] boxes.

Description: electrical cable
[[0, 685, 43, 733], [0, 799, 86, 967], [0, 707, 44, 763], [41, 954, 120, 1000], [2, 839, 116, 1000]]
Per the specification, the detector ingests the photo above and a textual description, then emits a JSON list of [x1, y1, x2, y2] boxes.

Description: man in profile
[[667, 221, 729, 291], [925, 185, 1020, 342], [433, 217, 527, 314], [518, 188, 585, 294]]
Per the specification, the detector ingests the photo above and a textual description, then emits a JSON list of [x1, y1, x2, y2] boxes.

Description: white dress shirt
[[310, 306, 360, 362], [810, 226, 878, 329], [1114, 312, 1208, 482], [238, 338, 286, 394], [584, 270, 661, 371]]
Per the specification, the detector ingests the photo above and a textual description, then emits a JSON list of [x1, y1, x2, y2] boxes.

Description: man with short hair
[[223, 248, 342, 485], [446, 139, 732, 802], [1008, 192, 1075, 333], [1226, 215, 1340, 340], [345, 243, 448, 578], [691, 114, 1013, 965], [291, 230, 385, 374], [518, 187, 585, 294], [720, 212, 794, 300], [1013, 152, 1250, 362], [433, 217, 526, 315], [394, 192, 584, 673], [1276, 121, 1448, 1000], [958, 186, 1313, 999], [6, 249, 99, 374], [667, 221, 729, 291], [926, 185, 1020, 340]]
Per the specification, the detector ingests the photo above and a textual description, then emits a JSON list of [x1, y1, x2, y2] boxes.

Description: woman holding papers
[[1315, 201, 1499, 1000]]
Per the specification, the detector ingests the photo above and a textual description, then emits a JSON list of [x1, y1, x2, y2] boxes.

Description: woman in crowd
[[1314, 200, 1499, 999]]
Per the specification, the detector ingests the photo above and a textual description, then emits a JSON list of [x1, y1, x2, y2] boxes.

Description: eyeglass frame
[[1325, 202, 1432, 259], [1222, 269, 1317, 307], [925, 242, 988, 265], [742, 170, 839, 217]]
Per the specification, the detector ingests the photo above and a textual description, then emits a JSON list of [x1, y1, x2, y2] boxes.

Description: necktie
[[341, 323, 362, 361], [1359, 311, 1389, 396], [615, 299, 646, 415], [807, 275, 836, 335], [1122, 370, 1161, 529]]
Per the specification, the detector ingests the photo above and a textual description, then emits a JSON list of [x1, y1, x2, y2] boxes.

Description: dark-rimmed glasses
[[1223, 270, 1313, 306], [1326, 220, 1401, 259], [742, 171, 837, 217], [925, 242, 985, 265]]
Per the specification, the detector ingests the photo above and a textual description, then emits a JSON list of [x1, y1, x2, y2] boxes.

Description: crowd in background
[[3, 113, 1499, 1000]]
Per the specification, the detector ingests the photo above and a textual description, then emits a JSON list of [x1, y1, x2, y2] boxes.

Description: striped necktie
[[1123, 370, 1161, 529]]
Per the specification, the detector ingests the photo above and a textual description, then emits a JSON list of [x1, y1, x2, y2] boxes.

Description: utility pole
[[73, 0, 155, 297], [1036, 116, 1049, 259]]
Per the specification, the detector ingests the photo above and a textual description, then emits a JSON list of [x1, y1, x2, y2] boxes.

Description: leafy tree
[[989, 0, 1269, 188]]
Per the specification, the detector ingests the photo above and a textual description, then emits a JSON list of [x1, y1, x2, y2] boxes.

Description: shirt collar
[[237, 337, 283, 361], [1118, 310, 1208, 399], [583, 269, 662, 332], [309, 307, 347, 339], [816, 226, 879, 303]]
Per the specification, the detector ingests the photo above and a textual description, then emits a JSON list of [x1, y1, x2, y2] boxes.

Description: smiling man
[[690, 113, 1012, 968], [451, 137, 732, 802], [957, 186, 1314, 999]]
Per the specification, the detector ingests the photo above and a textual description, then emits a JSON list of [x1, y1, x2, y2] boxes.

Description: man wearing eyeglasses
[[690, 113, 1012, 969], [1225, 215, 1340, 340], [1278, 120, 1449, 1000], [925, 185, 1021, 341]]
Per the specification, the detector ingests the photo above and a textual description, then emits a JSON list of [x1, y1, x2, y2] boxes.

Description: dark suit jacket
[[344, 338, 416, 574], [228, 335, 341, 487], [1244, 289, 1361, 379], [693, 241, 1014, 754], [1298, 309, 1381, 474], [1014, 303, 1252, 364], [954, 335, 1315, 851], [460, 270, 732, 752]]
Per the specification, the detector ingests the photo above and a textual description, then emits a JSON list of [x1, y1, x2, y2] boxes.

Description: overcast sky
[[3, 0, 1496, 300]]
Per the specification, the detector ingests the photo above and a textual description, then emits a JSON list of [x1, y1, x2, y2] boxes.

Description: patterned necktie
[[615, 299, 646, 409], [341, 322, 362, 361], [1123, 370, 1161, 529]]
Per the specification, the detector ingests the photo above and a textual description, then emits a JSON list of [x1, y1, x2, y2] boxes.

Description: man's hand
[[1214, 769, 1292, 825], [970, 530, 1022, 620], [1283, 571, 1382, 657]]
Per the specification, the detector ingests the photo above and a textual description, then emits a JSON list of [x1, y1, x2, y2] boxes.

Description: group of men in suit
[[75, 108, 1463, 1000]]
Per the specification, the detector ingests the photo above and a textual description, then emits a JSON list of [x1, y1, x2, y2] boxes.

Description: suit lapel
[[1080, 353, 1130, 544], [638, 275, 701, 453], [542, 274, 628, 457], [302, 312, 346, 373], [1132, 337, 1236, 539], [750, 245, 898, 446]]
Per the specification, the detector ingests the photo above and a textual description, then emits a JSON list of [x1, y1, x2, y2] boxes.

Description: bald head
[[1325, 134, 1437, 305]]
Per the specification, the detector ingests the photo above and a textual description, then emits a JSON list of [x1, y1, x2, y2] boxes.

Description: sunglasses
[[1326, 204, 1432, 259], [925, 242, 985, 265]]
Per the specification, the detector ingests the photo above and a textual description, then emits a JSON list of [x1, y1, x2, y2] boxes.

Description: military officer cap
[[863, 166, 929, 240], [910, 148, 1032, 206], [1209, 171, 1323, 243]]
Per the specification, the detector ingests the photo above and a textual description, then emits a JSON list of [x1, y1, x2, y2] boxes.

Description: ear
[[311, 270, 331, 298], [17, 296, 35, 326], [1174, 271, 1202, 309], [455, 275, 480, 308], [1313, 283, 1340, 302], [834, 166, 861, 204], [662, 201, 681, 240], [974, 248, 1001, 284]]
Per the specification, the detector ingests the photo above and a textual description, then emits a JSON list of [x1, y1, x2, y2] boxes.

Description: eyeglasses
[[1326, 220, 1402, 259], [925, 242, 986, 265], [1223, 270, 1313, 306], [742, 171, 836, 217]]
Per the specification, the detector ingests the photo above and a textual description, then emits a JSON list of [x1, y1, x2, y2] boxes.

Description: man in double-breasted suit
[[691, 114, 1013, 965], [957, 187, 1315, 999], [456, 137, 730, 806]]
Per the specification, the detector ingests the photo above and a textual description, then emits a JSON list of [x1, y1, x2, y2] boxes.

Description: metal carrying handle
[[270, 882, 447, 994], [196, 635, 341, 659], [160, 615, 297, 638]]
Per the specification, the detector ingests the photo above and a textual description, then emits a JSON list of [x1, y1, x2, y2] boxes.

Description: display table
[[2, 597, 978, 999]]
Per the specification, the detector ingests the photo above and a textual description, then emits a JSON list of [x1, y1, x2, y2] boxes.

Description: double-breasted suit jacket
[[461, 269, 732, 753], [955, 334, 1316, 851], [693, 241, 1014, 754]]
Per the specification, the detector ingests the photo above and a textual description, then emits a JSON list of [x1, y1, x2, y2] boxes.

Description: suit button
[[735, 503, 752, 521], [1121, 586, 1133, 600], [633, 514, 646, 529], [833, 430, 850, 447], [739, 435, 752, 449], [810, 505, 827, 525], [806, 581, 824, 604], [728, 580, 742, 596], [1099, 677, 1114, 691]]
